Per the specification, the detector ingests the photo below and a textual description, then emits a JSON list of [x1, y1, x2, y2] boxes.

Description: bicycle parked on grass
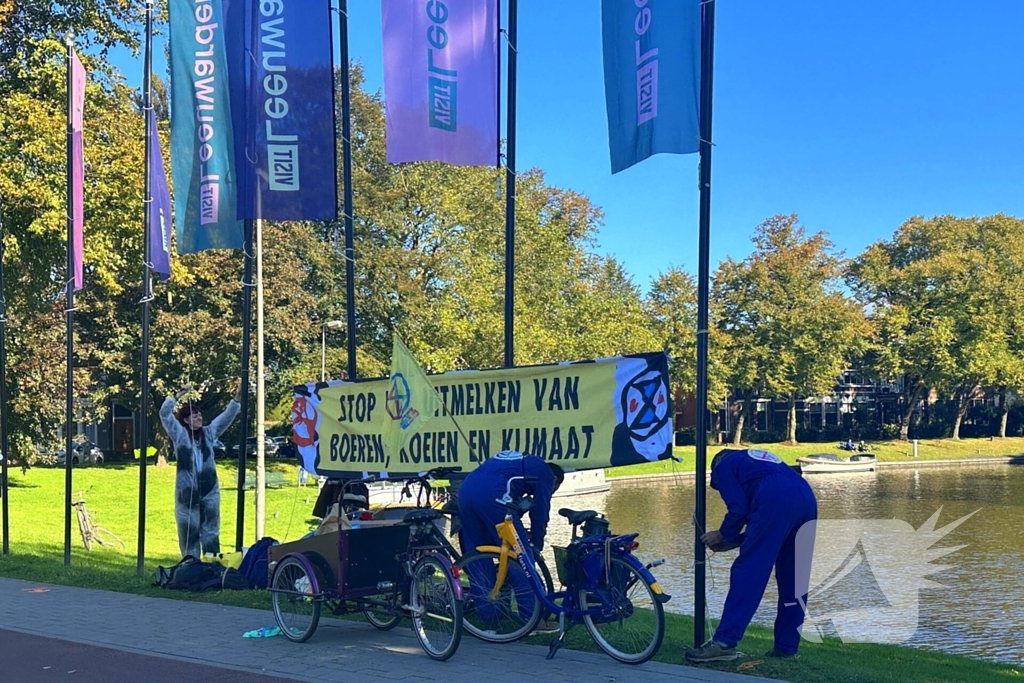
[[72, 491, 125, 551], [454, 475, 669, 664]]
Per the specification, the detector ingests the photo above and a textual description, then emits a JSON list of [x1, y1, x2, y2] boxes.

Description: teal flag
[[602, 0, 701, 174], [168, 0, 244, 252]]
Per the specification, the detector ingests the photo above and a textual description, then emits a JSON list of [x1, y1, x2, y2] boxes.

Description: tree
[[337, 65, 658, 375], [850, 215, 1023, 440], [715, 215, 868, 443], [647, 267, 730, 435], [0, 41, 140, 461], [0, 3, 140, 97]]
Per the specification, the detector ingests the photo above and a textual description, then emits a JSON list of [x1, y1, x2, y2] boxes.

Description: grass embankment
[[0, 460, 1020, 681], [527, 613, 1021, 683], [607, 436, 1024, 478]]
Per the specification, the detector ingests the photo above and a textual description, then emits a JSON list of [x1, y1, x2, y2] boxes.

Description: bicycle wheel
[[455, 550, 541, 643], [409, 555, 462, 661], [578, 554, 665, 665], [364, 606, 402, 630], [92, 527, 126, 550], [271, 557, 321, 643]]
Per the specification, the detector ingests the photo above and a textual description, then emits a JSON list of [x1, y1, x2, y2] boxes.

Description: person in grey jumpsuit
[[159, 381, 243, 558]]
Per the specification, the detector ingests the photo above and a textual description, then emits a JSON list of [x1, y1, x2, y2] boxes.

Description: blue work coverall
[[458, 451, 555, 622], [711, 448, 817, 654]]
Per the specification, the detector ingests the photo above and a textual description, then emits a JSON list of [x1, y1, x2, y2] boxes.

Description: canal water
[[538, 465, 1024, 665]]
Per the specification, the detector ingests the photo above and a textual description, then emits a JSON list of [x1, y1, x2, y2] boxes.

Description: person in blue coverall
[[686, 448, 818, 662], [458, 450, 564, 631]]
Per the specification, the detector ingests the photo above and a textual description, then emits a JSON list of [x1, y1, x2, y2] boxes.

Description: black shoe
[[765, 648, 795, 658]]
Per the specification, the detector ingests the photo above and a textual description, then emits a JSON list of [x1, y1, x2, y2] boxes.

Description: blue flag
[[226, 0, 338, 220], [148, 109, 173, 281], [601, 0, 701, 174], [168, 0, 244, 253]]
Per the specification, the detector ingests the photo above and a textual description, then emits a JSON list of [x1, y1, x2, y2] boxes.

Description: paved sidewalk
[[0, 577, 774, 683]]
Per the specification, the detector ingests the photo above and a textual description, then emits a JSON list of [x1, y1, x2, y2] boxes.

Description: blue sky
[[111, 0, 1024, 292]]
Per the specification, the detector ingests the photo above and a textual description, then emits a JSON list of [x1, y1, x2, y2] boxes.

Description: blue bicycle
[[454, 476, 669, 664]]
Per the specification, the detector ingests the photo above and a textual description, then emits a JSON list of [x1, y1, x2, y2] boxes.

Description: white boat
[[553, 469, 611, 498], [797, 453, 877, 474]]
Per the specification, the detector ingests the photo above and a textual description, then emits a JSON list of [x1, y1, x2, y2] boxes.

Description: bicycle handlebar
[[496, 475, 538, 513]]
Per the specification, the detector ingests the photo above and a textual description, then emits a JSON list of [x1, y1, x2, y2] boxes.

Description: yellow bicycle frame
[[476, 518, 522, 601]]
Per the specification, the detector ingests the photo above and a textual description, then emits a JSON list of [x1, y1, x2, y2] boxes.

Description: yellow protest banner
[[291, 352, 672, 477]]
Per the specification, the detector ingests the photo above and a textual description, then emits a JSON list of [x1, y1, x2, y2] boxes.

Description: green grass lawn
[[0, 454, 1021, 681], [607, 436, 1024, 478]]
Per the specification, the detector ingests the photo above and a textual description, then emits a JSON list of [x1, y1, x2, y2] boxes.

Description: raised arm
[[207, 400, 241, 440], [159, 395, 186, 446], [207, 379, 245, 439]]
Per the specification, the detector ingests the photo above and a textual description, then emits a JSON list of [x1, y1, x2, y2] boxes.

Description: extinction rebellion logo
[[621, 368, 669, 442], [387, 373, 420, 430], [426, 1, 458, 132]]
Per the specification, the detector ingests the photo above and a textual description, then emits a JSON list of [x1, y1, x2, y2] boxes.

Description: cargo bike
[[267, 473, 465, 660]]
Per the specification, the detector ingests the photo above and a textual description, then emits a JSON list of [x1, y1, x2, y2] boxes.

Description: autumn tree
[[715, 215, 868, 443], [852, 215, 1024, 439], [646, 267, 729, 434]]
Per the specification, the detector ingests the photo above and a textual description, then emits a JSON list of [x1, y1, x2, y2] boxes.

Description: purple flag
[[381, 0, 498, 166], [148, 109, 172, 281], [70, 48, 85, 290]]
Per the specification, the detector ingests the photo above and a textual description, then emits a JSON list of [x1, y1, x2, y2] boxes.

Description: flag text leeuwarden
[[259, 2, 300, 192], [193, 1, 224, 225]]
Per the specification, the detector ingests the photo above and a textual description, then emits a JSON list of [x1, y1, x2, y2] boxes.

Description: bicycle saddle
[[558, 508, 599, 526], [403, 508, 443, 524]]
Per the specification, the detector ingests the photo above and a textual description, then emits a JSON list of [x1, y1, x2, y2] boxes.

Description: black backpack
[[154, 556, 248, 592], [198, 566, 250, 592], [154, 555, 201, 589]]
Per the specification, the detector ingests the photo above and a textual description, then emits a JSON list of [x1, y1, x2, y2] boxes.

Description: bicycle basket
[[553, 544, 588, 587], [553, 546, 570, 585], [581, 516, 610, 538]]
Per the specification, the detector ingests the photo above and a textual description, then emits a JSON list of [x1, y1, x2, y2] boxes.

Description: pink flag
[[381, 0, 498, 166], [70, 47, 85, 290]]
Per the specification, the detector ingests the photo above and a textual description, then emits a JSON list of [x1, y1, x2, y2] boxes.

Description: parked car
[[230, 436, 278, 458], [272, 435, 296, 460], [56, 441, 104, 466]]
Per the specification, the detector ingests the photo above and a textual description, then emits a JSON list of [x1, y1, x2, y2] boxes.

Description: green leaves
[[709, 215, 868, 442], [850, 214, 1024, 438]]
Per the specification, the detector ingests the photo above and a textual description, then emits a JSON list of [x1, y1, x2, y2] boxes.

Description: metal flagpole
[[64, 33, 77, 567], [137, 0, 156, 575], [503, 0, 518, 369], [235, 219, 254, 551], [496, 0, 501, 168], [338, 0, 357, 380], [255, 216, 265, 541], [0, 188, 9, 555], [693, 0, 717, 647]]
